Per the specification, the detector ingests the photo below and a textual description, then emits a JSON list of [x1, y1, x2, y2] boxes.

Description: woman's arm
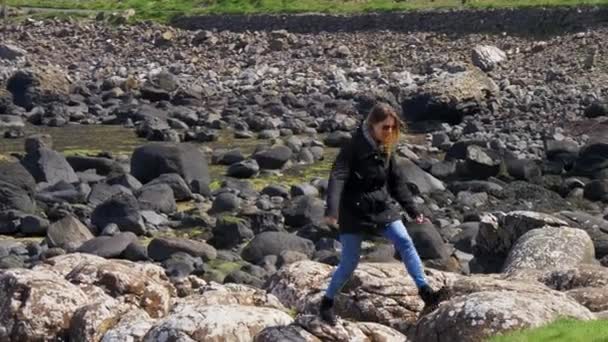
[[325, 141, 353, 220], [388, 155, 421, 219]]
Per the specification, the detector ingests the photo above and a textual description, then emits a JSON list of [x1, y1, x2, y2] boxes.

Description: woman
[[320, 102, 445, 325]]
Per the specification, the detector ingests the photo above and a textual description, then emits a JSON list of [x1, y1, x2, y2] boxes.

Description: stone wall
[[171, 6, 608, 35]]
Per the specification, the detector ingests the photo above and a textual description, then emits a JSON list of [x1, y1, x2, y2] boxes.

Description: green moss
[[488, 318, 608, 342], [217, 214, 245, 224]]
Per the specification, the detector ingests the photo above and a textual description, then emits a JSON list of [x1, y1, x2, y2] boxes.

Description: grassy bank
[[6, 0, 608, 21], [489, 318, 608, 342]]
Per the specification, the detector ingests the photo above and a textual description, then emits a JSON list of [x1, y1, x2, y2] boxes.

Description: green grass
[[489, 319, 608, 342], [7, 0, 608, 21]]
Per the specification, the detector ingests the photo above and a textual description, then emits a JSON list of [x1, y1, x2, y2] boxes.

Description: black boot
[[320, 296, 337, 326], [418, 285, 445, 310]]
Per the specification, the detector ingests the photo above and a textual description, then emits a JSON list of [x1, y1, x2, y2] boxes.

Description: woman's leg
[[382, 220, 428, 288], [324, 233, 364, 299]]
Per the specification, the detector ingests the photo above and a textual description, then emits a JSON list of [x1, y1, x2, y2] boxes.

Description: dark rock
[[106, 174, 143, 191], [20, 147, 78, 185], [393, 157, 445, 194], [100, 223, 120, 236], [289, 184, 319, 198], [77, 232, 138, 258], [87, 183, 132, 207], [121, 242, 149, 261], [18, 215, 50, 235], [224, 270, 263, 288], [213, 149, 245, 165], [506, 158, 542, 181], [449, 222, 479, 254], [91, 193, 146, 235], [65, 155, 124, 176], [211, 215, 255, 249], [227, 159, 259, 179], [241, 231, 315, 264], [406, 222, 452, 260], [584, 180, 608, 202], [148, 237, 217, 262], [261, 185, 289, 198], [130, 142, 210, 195], [135, 183, 176, 214], [584, 101, 608, 118], [282, 195, 324, 228], [463, 145, 502, 180], [323, 131, 352, 148], [209, 192, 241, 214], [45, 215, 94, 251], [253, 146, 292, 170], [146, 173, 193, 201], [0, 181, 35, 214], [162, 252, 203, 280], [242, 210, 285, 234]]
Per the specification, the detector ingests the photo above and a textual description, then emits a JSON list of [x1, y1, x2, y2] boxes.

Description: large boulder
[[145, 173, 193, 201], [135, 183, 177, 214], [45, 215, 94, 251], [282, 195, 324, 228], [253, 146, 292, 170], [555, 211, 608, 258], [402, 68, 499, 124], [211, 215, 255, 249], [91, 193, 146, 235], [6, 66, 70, 110], [142, 304, 293, 342], [242, 232, 315, 264], [502, 226, 596, 275], [181, 283, 285, 310], [392, 157, 445, 194], [130, 143, 210, 195], [572, 126, 608, 179], [0, 161, 36, 213], [474, 211, 569, 272], [0, 268, 89, 341], [34, 253, 175, 319], [20, 147, 79, 185], [265, 260, 456, 333], [413, 290, 594, 342], [471, 45, 506, 71], [77, 232, 139, 258], [66, 155, 125, 176], [147, 237, 217, 262], [256, 315, 408, 342], [99, 308, 156, 342]]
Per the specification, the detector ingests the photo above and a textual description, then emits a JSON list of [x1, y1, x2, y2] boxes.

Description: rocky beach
[[0, 6, 607, 341]]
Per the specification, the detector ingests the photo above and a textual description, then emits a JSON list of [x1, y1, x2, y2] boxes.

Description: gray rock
[[91, 193, 146, 235], [148, 237, 217, 262], [241, 231, 315, 264], [146, 173, 193, 201], [136, 183, 177, 214], [46, 215, 94, 251], [77, 232, 138, 258], [502, 226, 595, 274], [472, 45, 506, 71], [227, 159, 259, 179]]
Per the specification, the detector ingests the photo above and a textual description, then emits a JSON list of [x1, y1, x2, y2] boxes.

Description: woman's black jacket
[[324, 125, 420, 234]]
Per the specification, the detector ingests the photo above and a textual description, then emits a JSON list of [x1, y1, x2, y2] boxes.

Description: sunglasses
[[380, 125, 397, 131]]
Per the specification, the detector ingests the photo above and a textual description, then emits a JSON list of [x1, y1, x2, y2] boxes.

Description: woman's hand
[[415, 213, 430, 224], [325, 216, 338, 227]]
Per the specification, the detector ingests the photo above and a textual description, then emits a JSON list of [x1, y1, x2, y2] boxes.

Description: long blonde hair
[[366, 103, 404, 157]]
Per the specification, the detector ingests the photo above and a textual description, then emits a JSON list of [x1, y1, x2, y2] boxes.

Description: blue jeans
[[324, 220, 427, 299]]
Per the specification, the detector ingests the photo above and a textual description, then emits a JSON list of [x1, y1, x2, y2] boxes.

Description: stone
[[502, 226, 596, 275]]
